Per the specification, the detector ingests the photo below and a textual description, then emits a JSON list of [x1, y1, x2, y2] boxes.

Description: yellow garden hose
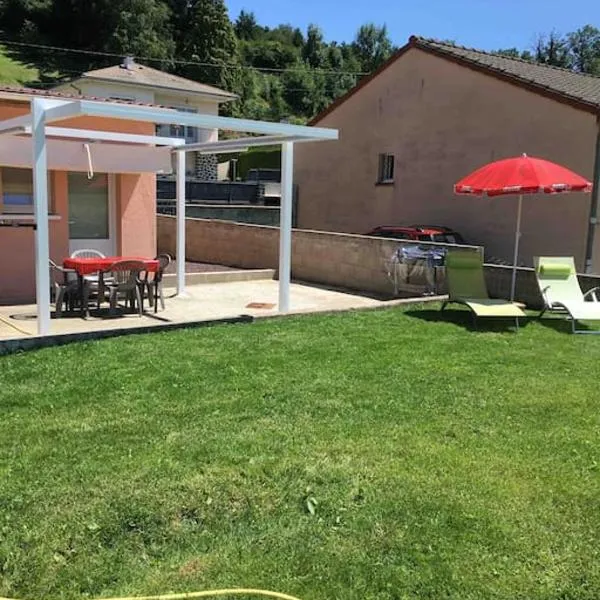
[[0, 313, 31, 336], [0, 588, 304, 600]]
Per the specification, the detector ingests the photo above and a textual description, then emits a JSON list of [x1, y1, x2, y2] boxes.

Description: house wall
[[0, 99, 157, 304], [295, 48, 598, 271]]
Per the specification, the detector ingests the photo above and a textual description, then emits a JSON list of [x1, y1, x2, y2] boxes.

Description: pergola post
[[175, 150, 186, 295], [32, 98, 51, 335], [278, 142, 294, 313]]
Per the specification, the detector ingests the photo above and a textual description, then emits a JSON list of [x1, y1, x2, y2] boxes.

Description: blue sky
[[225, 0, 598, 51]]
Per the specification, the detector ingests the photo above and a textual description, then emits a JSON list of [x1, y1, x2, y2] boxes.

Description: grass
[[0, 46, 38, 86], [1, 306, 600, 600]]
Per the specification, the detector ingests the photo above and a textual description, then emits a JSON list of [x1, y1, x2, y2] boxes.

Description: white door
[[68, 173, 116, 256]]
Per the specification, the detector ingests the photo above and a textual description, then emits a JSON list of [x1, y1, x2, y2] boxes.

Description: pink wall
[[295, 48, 598, 270], [0, 98, 157, 304], [118, 174, 157, 257]]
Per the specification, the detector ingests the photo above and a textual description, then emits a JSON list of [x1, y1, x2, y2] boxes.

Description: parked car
[[364, 224, 467, 245]]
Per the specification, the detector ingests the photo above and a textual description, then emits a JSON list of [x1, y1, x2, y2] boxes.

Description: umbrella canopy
[[454, 154, 592, 301], [455, 154, 592, 197]]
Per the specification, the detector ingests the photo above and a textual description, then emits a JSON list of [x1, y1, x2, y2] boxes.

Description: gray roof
[[312, 35, 600, 124], [80, 61, 237, 102], [412, 36, 600, 111]]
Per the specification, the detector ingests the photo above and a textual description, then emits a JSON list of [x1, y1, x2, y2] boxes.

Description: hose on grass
[[0, 588, 304, 600]]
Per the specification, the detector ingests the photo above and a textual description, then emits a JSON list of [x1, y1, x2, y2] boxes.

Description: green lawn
[[0, 46, 38, 86], [1, 307, 600, 600]]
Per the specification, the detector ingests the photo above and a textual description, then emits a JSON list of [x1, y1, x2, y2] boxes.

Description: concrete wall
[[181, 204, 282, 227], [158, 215, 600, 307], [295, 47, 599, 271], [157, 215, 482, 297]]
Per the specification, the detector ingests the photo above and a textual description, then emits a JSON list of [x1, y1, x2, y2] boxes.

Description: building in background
[[54, 57, 237, 179], [295, 36, 600, 270]]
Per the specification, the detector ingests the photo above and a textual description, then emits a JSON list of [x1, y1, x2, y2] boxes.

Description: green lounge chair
[[534, 256, 600, 334], [441, 250, 525, 328]]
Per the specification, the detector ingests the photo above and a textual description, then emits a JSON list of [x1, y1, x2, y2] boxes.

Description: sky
[[225, 0, 599, 51]]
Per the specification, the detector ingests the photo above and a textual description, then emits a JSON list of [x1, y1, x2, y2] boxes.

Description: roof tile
[[413, 36, 600, 110], [81, 62, 237, 101]]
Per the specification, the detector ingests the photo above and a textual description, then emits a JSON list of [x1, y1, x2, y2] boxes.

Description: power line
[[0, 38, 370, 77]]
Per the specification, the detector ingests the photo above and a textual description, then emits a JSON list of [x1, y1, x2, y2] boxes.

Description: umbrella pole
[[510, 194, 523, 302]]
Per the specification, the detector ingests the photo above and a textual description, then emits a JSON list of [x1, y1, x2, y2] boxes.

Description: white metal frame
[[0, 97, 337, 335]]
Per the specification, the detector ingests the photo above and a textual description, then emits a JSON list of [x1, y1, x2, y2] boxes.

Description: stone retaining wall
[[157, 215, 600, 305]]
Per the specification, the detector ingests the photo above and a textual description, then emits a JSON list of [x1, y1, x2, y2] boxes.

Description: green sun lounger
[[441, 250, 525, 328], [534, 256, 600, 334]]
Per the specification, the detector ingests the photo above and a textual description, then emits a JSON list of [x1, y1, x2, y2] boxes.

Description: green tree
[[234, 10, 260, 41], [496, 47, 533, 61], [352, 23, 394, 73], [302, 24, 326, 69], [534, 31, 571, 68], [168, 0, 239, 93], [240, 39, 299, 71], [109, 0, 174, 64], [567, 25, 600, 74]]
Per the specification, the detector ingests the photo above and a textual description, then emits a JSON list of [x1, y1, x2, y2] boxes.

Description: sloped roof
[[0, 84, 161, 107], [311, 35, 600, 124], [79, 61, 237, 102]]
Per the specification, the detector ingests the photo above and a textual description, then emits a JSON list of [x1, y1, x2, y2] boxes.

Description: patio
[[0, 276, 397, 346], [0, 95, 338, 336]]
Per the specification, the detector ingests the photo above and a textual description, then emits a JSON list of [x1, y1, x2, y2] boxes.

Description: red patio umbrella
[[454, 154, 592, 301]]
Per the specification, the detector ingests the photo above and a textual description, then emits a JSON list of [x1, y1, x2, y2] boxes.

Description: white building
[[54, 57, 237, 178]]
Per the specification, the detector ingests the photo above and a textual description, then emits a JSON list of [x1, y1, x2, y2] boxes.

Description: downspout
[[584, 114, 600, 273]]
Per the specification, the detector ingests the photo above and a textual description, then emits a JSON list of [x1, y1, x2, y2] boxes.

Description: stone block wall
[[194, 153, 218, 180]]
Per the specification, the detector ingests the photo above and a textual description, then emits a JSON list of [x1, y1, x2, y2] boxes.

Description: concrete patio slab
[[0, 279, 391, 346]]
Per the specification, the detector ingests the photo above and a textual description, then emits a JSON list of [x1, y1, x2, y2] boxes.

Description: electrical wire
[[0, 38, 370, 77]]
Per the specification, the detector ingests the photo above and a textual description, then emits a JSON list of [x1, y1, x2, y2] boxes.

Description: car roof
[[372, 225, 448, 234]]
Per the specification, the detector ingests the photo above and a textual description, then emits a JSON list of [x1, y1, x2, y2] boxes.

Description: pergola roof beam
[[22, 126, 185, 147], [0, 115, 31, 134], [177, 134, 330, 154], [43, 101, 82, 124], [76, 100, 339, 140]]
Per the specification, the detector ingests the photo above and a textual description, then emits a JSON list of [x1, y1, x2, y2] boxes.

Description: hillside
[[0, 45, 38, 86]]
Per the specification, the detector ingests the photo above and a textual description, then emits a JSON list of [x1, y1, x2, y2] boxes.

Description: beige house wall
[[295, 47, 599, 271]]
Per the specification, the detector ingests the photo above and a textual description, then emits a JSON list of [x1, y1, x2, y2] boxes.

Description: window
[[1, 168, 34, 213], [68, 173, 109, 239], [156, 106, 199, 143], [0, 168, 53, 214], [377, 153, 395, 184]]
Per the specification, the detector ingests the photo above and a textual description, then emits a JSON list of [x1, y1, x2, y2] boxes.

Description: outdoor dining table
[[62, 256, 160, 316]]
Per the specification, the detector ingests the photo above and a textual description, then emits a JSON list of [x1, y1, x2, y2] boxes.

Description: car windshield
[[432, 233, 464, 244]]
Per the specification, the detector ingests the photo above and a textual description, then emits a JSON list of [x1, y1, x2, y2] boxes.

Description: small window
[[0, 168, 53, 214], [1, 168, 34, 213], [377, 153, 395, 183]]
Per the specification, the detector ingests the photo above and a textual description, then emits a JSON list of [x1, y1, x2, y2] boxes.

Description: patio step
[[162, 268, 275, 287]]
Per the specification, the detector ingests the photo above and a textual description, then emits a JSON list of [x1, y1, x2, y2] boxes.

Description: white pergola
[[0, 97, 338, 335]]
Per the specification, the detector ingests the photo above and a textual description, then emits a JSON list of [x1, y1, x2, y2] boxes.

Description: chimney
[[121, 56, 135, 70]]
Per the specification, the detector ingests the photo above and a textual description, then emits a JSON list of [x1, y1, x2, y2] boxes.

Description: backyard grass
[[1, 306, 599, 600]]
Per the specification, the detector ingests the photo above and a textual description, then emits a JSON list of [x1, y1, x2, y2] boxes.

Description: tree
[[240, 40, 299, 71], [534, 31, 571, 68], [168, 0, 239, 94], [567, 25, 600, 74], [496, 47, 533, 61], [302, 24, 326, 69], [352, 23, 394, 73], [109, 0, 174, 64], [234, 10, 260, 41]]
